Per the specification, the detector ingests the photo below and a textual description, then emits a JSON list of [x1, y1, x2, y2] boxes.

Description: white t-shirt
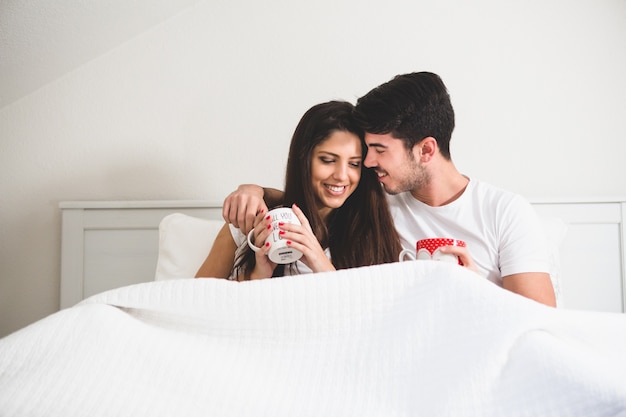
[[388, 178, 550, 286], [229, 224, 330, 277]]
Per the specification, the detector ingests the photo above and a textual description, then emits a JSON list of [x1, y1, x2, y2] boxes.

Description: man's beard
[[382, 158, 429, 195]]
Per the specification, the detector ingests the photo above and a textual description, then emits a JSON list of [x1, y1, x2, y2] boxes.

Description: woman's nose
[[333, 165, 348, 180]]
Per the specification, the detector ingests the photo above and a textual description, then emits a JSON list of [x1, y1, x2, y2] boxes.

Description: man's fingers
[[241, 208, 257, 235]]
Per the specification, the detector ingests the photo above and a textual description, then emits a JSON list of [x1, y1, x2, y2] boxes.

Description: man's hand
[[438, 245, 479, 274], [222, 184, 267, 234]]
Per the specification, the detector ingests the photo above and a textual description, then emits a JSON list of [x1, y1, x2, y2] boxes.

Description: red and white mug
[[399, 238, 466, 265]]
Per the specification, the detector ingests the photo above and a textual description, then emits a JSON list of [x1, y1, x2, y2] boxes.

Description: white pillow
[[154, 213, 225, 281]]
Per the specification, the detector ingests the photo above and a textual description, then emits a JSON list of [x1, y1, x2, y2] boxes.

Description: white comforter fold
[[1, 261, 625, 417]]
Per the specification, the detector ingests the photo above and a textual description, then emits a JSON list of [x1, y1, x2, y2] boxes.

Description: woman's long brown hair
[[233, 101, 401, 278]]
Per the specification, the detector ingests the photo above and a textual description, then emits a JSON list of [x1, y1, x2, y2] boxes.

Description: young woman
[[196, 101, 401, 280]]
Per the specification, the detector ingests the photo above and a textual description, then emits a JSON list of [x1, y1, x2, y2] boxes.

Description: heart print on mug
[[399, 238, 466, 265]]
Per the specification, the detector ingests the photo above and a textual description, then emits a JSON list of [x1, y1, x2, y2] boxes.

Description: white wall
[[1, 0, 625, 337]]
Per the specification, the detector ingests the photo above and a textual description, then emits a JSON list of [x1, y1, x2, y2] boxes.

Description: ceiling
[[0, 0, 200, 109]]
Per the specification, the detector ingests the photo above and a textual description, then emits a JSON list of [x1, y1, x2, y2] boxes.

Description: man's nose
[[364, 150, 376, 168]]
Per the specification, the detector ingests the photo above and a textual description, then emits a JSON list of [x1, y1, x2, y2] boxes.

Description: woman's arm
[[195, 223, 237, 279]]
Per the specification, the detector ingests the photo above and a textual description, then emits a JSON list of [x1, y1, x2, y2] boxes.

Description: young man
[[222, 72, 556, 307]]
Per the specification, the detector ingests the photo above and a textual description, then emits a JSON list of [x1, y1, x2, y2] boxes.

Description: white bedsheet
[[1, 261, 625, 417]]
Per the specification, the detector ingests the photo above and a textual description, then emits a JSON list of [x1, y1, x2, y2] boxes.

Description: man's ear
[[416, 137, 437, 162]]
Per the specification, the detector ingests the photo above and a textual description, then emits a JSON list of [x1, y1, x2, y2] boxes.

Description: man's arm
[[502, 272, 556, 307], [222, 184, 284, 233]]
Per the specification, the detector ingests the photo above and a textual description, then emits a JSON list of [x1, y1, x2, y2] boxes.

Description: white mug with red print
[[399, 238, 466, 265]]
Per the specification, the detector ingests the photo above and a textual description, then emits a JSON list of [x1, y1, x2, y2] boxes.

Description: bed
[[0, 199, 625, 416], [2, 261, 626, 416]]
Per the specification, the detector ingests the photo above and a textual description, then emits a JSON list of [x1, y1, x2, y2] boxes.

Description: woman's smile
[[311, 130, 362, 211]]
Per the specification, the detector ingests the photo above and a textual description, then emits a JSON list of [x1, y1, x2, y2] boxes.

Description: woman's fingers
[[290, 203, 312, 232]]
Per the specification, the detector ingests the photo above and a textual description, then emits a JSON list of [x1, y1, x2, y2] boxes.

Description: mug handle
[[247, 229, 262, 252], [399, 248, 416, 262]]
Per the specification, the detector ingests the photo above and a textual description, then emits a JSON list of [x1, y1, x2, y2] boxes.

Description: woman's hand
[[277, 204, 335, 273], [438, 245, 479, 275], [246, 210, 276, 280]]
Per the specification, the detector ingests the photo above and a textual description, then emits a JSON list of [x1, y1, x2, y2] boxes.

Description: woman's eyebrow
[[316, 151, 362, 160]]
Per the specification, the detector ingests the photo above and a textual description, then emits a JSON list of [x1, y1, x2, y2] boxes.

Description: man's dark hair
[[353, 71, 455, 159]]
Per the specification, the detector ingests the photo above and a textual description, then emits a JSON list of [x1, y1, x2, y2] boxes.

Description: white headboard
[[59, 200, 223, 309], [531, 198, 626, 312], [59, 199, 626, 313]]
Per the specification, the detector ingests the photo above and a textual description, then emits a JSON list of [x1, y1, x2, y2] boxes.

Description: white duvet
[[1, 261, 625, 417]]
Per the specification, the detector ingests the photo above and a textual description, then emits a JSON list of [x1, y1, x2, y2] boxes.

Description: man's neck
[[410, 164, 469, 207]]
